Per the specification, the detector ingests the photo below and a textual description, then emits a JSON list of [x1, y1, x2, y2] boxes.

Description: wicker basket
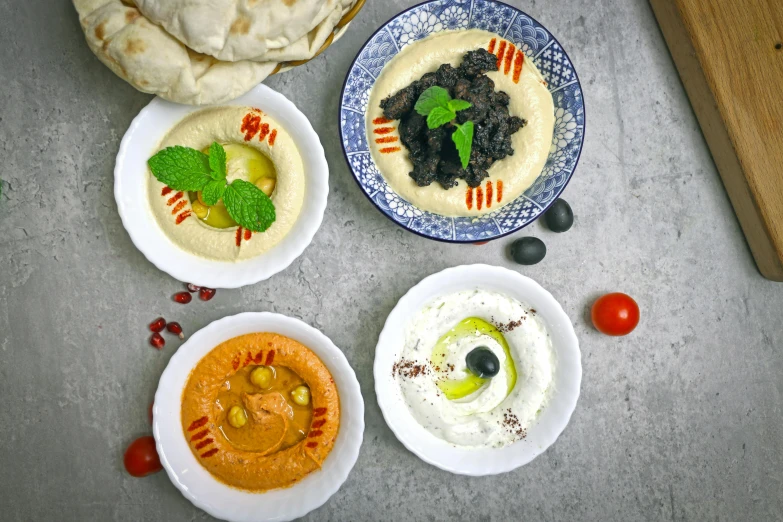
[[270, 0, 366, 75]]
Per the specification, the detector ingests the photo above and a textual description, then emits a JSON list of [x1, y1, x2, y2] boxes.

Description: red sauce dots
[[173, 291, 192, 304]]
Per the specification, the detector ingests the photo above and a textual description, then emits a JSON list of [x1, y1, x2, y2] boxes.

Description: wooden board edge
[[649, 0, 783, 281]]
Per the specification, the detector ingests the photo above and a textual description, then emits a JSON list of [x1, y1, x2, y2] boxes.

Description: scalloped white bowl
[[374, 264, 581, 475], [153, 312, 364, 522], [115, 84, 328, 289]]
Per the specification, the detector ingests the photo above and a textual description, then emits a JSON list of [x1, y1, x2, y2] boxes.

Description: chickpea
[[191, 200, 209, 219], [254, 177, 276, 197], [227, 405, 247, 428], [250, 366, 273, 388], [290, 385, 310, 406]]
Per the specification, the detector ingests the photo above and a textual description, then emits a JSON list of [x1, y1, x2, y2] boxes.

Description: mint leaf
[[223, 179, 276, 232], [148, 146, 213, 191], [447, 99, 472, 112], [452, 121, 474, 169], [201, 179, 226, 206], [208, 142, 227, 181], [427, 106, 456, 129], [414, 86, 451, 116]]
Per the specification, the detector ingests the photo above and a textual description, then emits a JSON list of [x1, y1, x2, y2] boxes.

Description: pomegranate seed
[[148, 403, 154, 424], [148, 317, 166, 332], [150, 333, 165, 349], [167, 321, 185, 339], [199, 287, 216, 301], [186, 283, 200, 293], [173, 292, 192, 304]]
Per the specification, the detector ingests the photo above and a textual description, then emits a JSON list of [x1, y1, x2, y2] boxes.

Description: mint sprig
[[223, 180, 276, 232], [208, 141, 226, 181], [414, 86, 474, 169], [451, 121, 474, 171], [147, 146, 213, 191], [201, 179, 226, 206], [148, 142, 276, 232]]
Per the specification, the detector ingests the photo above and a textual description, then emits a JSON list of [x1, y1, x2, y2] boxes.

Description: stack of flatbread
[[73, 0, 360, 105]]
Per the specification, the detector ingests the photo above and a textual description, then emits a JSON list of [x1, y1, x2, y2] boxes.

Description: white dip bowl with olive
[[374, 264, 581, 475]]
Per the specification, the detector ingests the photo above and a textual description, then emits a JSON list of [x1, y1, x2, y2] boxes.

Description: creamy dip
[[367, 29, 555, 217], [395, 290, 555, 448], [147, 106, 305, 262]]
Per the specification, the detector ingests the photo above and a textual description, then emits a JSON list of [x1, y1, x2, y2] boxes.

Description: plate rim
[[338, 0, 587, 243], [373, 264, 582, 475], [114, 84, 329, 288], [153, 311, 365, 522]]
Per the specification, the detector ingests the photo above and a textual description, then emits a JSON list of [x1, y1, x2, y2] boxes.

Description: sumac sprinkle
[[392, 358, 430, 378]]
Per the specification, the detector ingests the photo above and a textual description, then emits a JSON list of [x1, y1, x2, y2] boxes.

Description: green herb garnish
[[451, 121, 474, 170], [414, 86, 474, 169], [148, 142, 275, 232]]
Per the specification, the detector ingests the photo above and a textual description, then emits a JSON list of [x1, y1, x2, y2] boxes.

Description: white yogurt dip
[[395, 289, 555, 448]]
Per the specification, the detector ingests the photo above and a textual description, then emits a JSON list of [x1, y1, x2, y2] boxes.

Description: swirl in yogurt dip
[[394, 290, 555, 447]]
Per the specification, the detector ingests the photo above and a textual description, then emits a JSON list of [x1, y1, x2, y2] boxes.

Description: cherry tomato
[[124, 436, 162, 477], [591, 292, 639, 336]]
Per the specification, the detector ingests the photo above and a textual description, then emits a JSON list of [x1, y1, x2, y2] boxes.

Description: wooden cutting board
[[649, 0, 783, 281]]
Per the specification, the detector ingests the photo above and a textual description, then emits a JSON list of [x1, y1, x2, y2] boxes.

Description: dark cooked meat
[[379, 84, 417, 120], [458, 49, 499, 78], [379, 48, 527, 189]]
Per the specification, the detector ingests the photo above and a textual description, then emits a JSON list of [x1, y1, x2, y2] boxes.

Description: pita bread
[[74, 0, 277, 105], [133, 0, 357, 62]]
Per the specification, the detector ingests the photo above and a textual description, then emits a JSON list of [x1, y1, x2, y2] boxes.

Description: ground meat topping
[[379, 48, 527, 189]]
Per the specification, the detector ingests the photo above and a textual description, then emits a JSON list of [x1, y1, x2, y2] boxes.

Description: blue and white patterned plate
[[339, 0, 585, 242]]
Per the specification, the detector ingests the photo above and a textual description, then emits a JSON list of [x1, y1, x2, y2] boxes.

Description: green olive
[[290, 386, 310, 406], [250, 366, 273, 388], [227, 405, 247, 428]]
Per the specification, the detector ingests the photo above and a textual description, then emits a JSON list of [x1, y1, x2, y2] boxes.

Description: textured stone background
[[0, 0, 781, 521]]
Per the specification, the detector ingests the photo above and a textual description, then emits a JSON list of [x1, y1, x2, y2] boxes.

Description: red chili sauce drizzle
[[486, 181, 493, 208], [241, 113, 261, 141]]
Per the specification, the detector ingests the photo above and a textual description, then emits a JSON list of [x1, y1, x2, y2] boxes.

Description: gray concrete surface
[[1, 0, 781, 520]]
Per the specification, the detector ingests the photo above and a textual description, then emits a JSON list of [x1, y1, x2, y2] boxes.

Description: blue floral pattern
[[339, 0, 585, 242]]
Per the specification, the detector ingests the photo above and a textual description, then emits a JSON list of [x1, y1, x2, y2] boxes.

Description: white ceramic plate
[[374, 264, 581, 475], [115, 84, 328, 288], [153, 312, 364, 522]]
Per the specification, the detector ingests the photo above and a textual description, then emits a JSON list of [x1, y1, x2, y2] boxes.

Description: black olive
[[466, 347, 500, 378], [544, 198, 574, 233], [509, 237, 546, 265]]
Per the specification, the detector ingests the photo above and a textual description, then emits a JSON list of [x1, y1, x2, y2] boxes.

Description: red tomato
[[124, 436, 162, 477], [591, 292, 640, 336]]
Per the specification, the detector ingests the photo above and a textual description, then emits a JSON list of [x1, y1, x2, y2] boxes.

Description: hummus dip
[[394, 290, 555, 448], [181, 333, 340, 492], [148, 106, 305, 262], [367, 30, 554, 217]]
